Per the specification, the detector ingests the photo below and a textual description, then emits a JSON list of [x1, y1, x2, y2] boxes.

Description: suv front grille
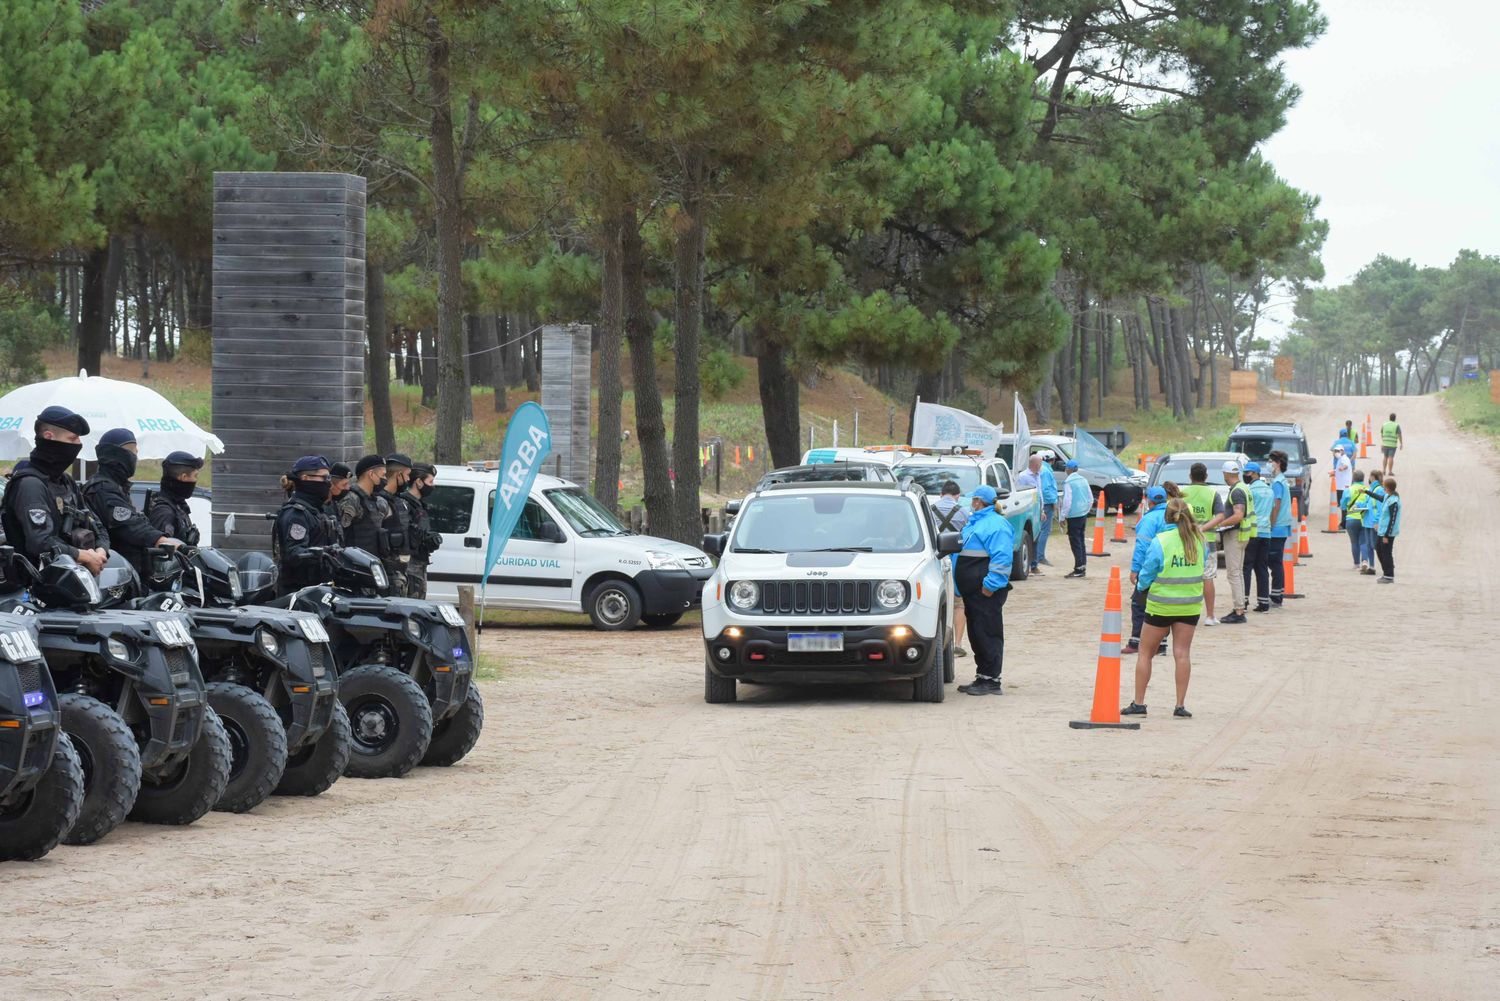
[[758, 580, 874, 615]]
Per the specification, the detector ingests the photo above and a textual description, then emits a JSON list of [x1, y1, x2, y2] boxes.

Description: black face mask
[[161, 476, 197, 501], [30, 438, 83, 477], [295, 478, 332, 504], [97, 443, 138, 480], [417, 482, 434, 499]]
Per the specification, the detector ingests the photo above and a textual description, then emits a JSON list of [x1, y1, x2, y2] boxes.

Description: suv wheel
[[704, 654, 737, 704], [588, 580, 643, 631], [1011, 530, 1033, 582], [942, 614, 955, 684], [912, 620, 946, 703]]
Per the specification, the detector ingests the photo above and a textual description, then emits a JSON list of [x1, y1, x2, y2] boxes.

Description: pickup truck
[[890, 452, 1043, 581]]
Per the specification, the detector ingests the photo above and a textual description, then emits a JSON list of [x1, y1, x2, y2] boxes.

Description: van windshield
[[544, 488, 630, 537], [733, 493, 925, 553]]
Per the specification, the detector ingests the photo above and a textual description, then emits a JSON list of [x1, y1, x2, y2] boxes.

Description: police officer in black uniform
[[273, 455, 340, 594], [398, 462, 442, 598], [84, 428, 182, 577], [381, 453, 414, 595], [0, 406, 110, 574], [147, 450, 205, 546], [337, 454, 393, 562]]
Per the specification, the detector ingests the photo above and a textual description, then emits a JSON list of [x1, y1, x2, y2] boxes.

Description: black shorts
[[1144, 612, 1200, 628]]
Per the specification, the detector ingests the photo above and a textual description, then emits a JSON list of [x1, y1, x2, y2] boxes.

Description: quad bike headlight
[[255, 627, 282, 658], [876, 580, 907, 609], [371, 563, 389, 591], [106, 637, 135, 662], [228, 569, 243, 602], [728, 580, 759, 610], [403, 617, 424, 641]]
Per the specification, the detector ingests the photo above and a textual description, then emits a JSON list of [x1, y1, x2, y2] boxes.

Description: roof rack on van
[[466, 460, 499, 471], [890, 445, 985, 456]]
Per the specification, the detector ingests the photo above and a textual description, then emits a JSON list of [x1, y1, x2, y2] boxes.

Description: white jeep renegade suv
[[699, 481, 961, 704]]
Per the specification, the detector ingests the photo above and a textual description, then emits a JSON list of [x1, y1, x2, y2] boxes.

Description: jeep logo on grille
[[0, 630, 41, 663]]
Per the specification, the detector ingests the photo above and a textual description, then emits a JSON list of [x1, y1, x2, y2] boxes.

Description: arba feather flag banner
[[484, 402, 552, 582]]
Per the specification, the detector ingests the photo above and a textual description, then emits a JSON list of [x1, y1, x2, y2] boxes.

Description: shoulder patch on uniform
[[289, 523, 308, 541], [28, 508, 47, 526], [112, 506, 133, 522]]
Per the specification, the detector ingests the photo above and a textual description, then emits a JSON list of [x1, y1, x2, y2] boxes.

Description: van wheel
[[642, 612, 683, 629], [1011, 530, 1033, 582], [912, 621, 946, 703], [588, 580, 642, 631], [704, 655, 737, 704]]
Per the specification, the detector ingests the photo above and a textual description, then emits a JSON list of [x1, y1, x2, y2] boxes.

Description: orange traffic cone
[[1360, 415, 1370, 459], [1322, 483, 1341, 533], [1282, 537, 1304, 598], [1112, 503, 1127, 543], [1088, 491, 1108, 557], [1070, 567, 1140, 730], [1299, 509, 1312, 558]]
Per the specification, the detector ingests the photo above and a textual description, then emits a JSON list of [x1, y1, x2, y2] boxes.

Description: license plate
[[437, 604, 465, 628], [788, 632, 843, 653]]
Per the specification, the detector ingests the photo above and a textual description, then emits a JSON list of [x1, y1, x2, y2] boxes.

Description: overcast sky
[[1261, 0, 1500, 287]]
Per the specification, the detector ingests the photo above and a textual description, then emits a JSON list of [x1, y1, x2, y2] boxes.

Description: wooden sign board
[[1229, 369, 1258, 406], [1490, 370, 1500, 405], [1273, 355, 1293, 384]]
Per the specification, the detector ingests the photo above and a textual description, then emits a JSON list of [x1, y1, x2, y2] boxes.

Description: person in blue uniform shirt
[[1030, 452, 1060, 572], [954, 484, 1013, 697], [1122, 485, 1170, 655], [1373, 477, 1402, 583], [274, 455, 341, 594]]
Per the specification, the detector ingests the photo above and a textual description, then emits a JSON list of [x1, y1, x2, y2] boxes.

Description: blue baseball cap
[[1064, 459, 1079, 470], [972, 484, 998, 505], [35, 405, 89, 436], [1146, 485, 1167, 503], [99, 427, 136, 448], [291, 455, 331, 474], [1243, 461, 1261, 474]]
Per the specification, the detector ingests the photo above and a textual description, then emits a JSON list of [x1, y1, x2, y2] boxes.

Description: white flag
[[911, 400, 1003, 455], [1013, 392, 1030, 465]]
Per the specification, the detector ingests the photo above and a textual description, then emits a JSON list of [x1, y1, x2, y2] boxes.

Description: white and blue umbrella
[[0, 370, 223, 461]]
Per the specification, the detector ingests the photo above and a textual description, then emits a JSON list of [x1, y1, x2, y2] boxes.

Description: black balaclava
[[29, 438, 83, 478], [97, 443, 138, 481], [417, 482, 434, 499], [160, 473, 197, 501], [294, 477, 332, 504]]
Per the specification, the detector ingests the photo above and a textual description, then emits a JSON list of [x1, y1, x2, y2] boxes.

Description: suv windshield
[[1230, 436, 1304, 463], [544, 488, 629, 537], [893, 464, 981, 496], [1154, 461, 1230, 487], [732, 493, 926, 554]]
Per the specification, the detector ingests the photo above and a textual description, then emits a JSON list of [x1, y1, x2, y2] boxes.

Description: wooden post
[[457, 584, 477, 646]]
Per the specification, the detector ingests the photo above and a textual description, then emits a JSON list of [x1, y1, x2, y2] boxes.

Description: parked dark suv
[[1225, 422, 1317, 510]]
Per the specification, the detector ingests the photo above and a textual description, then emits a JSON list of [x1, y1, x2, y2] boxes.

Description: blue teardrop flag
[[483, 402, 552, 582]]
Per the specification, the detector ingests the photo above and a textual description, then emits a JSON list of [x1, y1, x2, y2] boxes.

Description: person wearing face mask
[[380, 453, 415, 597], [399, 463, 443, 598], [274, 456, 341, 594], [954, 484, 1014, 697], [337, 454, 394, 564], [329, 463, 352, 503], [84, 428, 184, 578], [146, 451, 205, 546], [1241, 462, 1273, 613], [0, 406, 110, 575]]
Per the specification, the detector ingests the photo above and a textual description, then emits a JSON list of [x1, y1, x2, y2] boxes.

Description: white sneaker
[[1203, 617, 1220, 626]]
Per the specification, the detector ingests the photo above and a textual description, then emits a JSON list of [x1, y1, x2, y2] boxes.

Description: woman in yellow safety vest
[[1122, 498, 1204, 719]]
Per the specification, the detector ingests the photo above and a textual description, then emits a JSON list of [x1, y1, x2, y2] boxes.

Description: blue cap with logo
[[1146, 485, 1167, 503], [291, 455, 331, 474], [35, 405, 89, 437], [98, 427, 136, 448], [972, 484, 998, 505], [1243, 461, 1261, 475]]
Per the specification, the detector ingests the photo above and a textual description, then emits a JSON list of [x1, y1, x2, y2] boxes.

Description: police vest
[[1181, 484, 1216, 526], [1145, 530, 1205, 618], [1229, 483, 1257, 540], [1381, 421, 1400, 447]]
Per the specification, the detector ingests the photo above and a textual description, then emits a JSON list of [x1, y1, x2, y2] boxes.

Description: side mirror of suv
[[1305, 456, 1317, 465], [937, 531, 963, 556], [701, 533, 726, 557], [541, 522, 566, 544], [724, 499, 742, 516]]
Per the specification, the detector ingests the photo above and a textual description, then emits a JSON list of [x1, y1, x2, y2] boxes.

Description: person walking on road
[[955, 484, 1013, 697], [1182, 463, 1227, 626], [1218, 461, 1253, 624], [1343, 419, 1359, 452], [1266, 451, 1294, 607], [1374, 477, 1402, 583], [1035, 452, 1059, 568], [1242, 462, 1273, 613], [1380, 413, 1404, 477], [1330, 445, 1353, 517], [1061, 460, 1093, 579], [930, 480, 971, 657], [1123, 485, 1170, 655], [1122, 498, 1205, 719], [1341, 470, 1370, 570]]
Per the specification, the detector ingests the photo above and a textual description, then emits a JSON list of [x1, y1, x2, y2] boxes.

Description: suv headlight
[[876, 580, 907, 609], [646, 550, 686, 571], [256, 627, 281, 658], [728, 581, 759, 610]]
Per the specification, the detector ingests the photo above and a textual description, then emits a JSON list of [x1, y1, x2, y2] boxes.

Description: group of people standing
[[275, 453, 444, 597], [1330, 415, 1404, 583]]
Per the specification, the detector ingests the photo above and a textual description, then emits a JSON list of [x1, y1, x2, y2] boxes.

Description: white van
[[422, 465, 715, 630]]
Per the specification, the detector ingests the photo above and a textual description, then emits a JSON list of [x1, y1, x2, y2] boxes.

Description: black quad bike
[[0, 611, 84, 861], [0, 548, 230, 843], [130, 545, 350, 809], [239, 547, 482, 779]]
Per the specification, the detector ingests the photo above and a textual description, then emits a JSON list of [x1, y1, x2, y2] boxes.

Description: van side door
[[484, 489, 576, 608], [422, 483, 484, 602]]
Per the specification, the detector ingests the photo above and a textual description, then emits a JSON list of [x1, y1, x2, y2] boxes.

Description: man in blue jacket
[[955, 484, 1014, 697], [1122, 485, 1170, 655], [1032, 453, 1059, 572]]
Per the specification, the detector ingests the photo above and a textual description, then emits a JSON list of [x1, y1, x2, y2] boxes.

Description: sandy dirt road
[[6, 393, 1498, 1000]]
